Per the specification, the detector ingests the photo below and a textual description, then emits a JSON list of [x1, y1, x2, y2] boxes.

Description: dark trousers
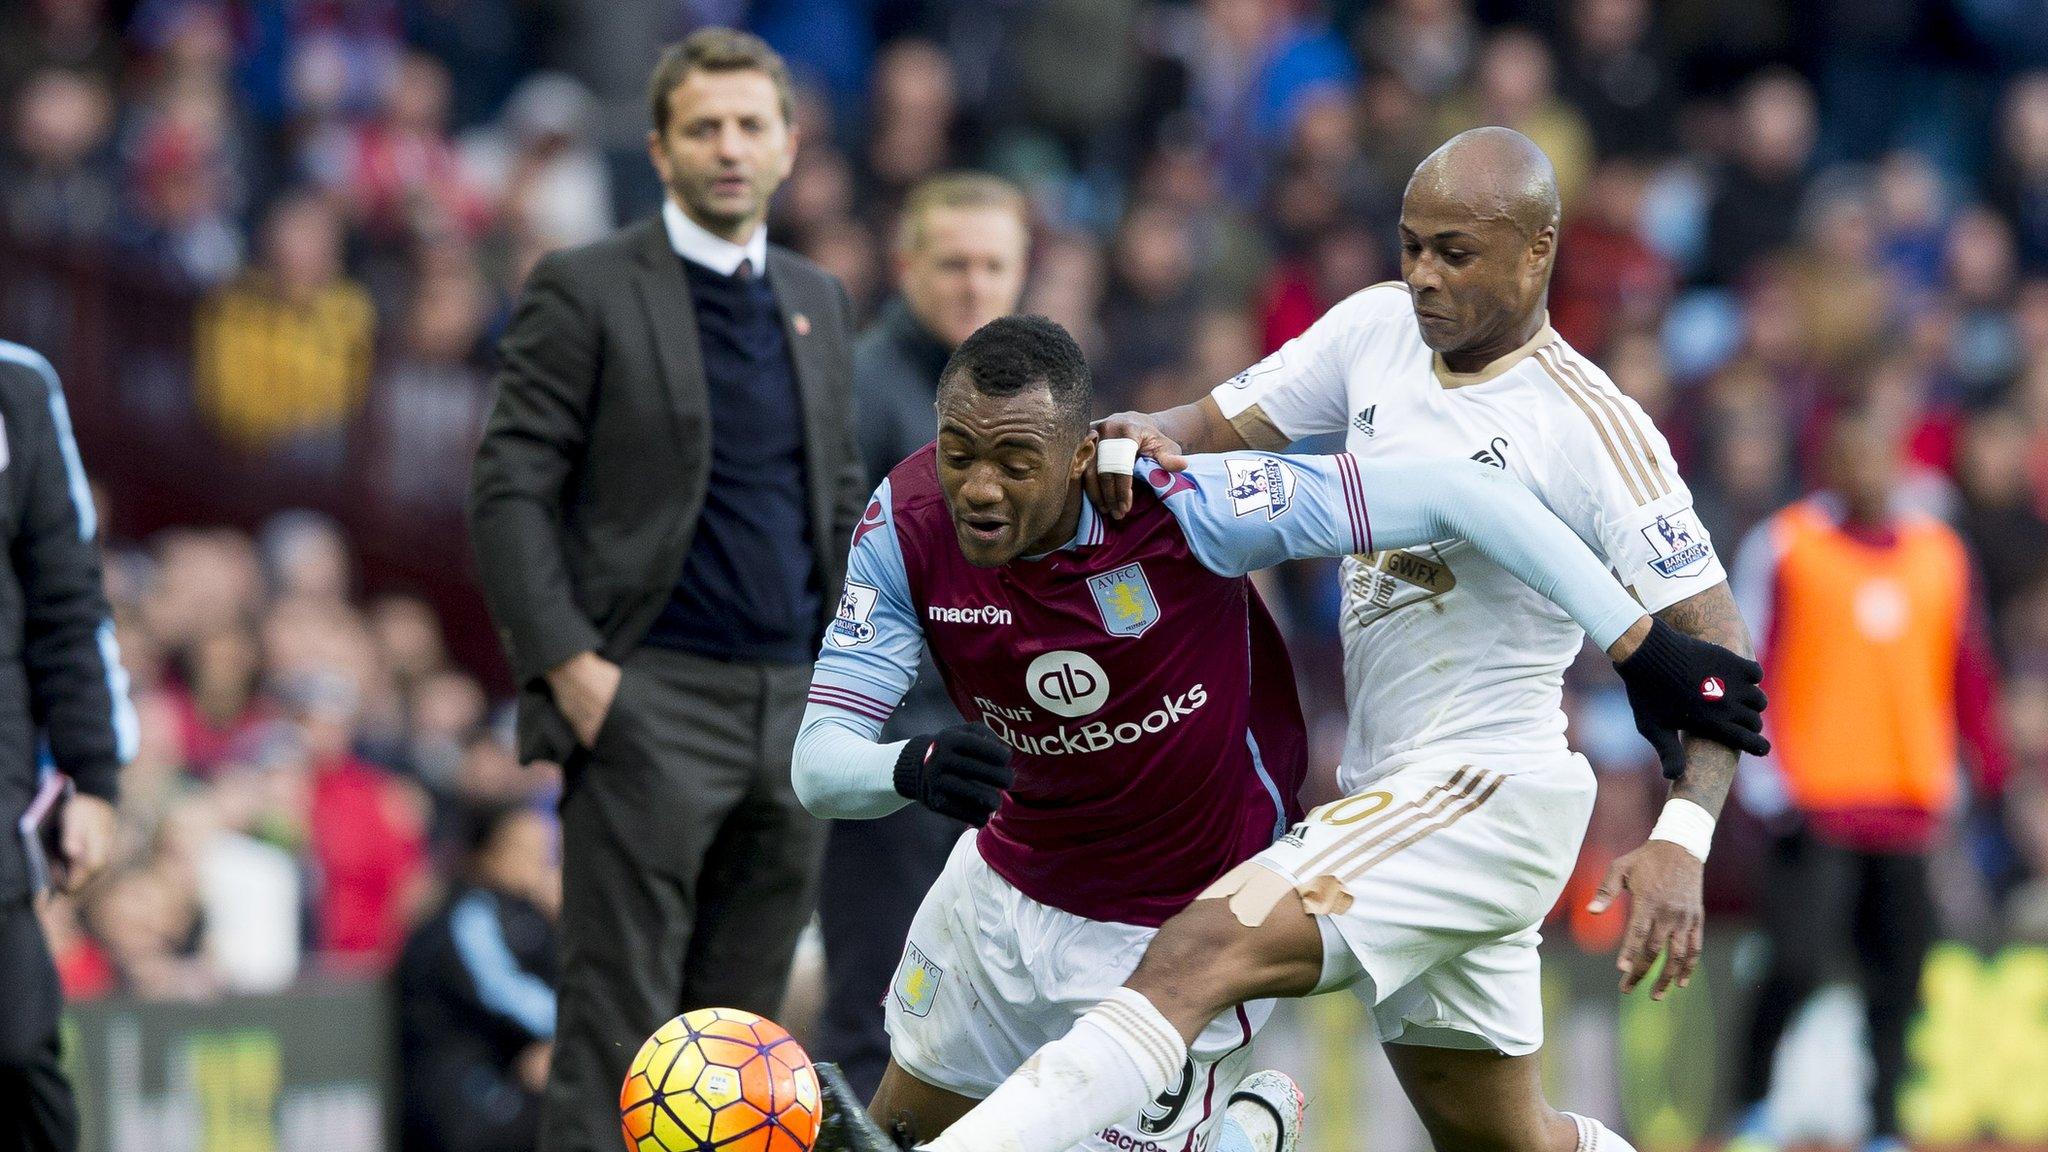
[[1, 895, 76, 1152], [540, 648, 825, 1152], [1737, 829, 1936, 1139], [813, 805, 965, 1100]]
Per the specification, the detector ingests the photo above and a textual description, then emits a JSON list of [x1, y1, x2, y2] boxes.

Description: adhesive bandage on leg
[[1199, 859, 1355, 926], [921, 988, 1188, 1152]]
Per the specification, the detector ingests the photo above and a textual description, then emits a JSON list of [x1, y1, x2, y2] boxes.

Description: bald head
[[1407, 127, 1560, 238], [1397, 128, 1560, 368]]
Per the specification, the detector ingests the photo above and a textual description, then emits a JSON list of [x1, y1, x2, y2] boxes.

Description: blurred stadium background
[[3, 0, 2047, 1150]]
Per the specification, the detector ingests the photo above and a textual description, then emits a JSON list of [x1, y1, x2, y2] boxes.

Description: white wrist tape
[[1647, 798, 1716, 863], [1096, 438, 1139, 476]]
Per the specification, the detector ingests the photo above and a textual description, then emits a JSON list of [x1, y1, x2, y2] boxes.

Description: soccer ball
[[620, 1008, 822, 1152]]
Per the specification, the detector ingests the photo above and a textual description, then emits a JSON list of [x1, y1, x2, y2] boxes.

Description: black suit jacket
[[468, 217, 863, 765]]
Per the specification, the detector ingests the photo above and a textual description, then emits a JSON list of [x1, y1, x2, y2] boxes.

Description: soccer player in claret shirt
[[793, 315, 1765, 1152]]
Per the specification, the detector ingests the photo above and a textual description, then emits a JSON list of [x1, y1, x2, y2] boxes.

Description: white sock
[[922, 988, 1188, 1152], [1217, 1100, 1281, 1152], [1561, 1112, 1639, 1152]]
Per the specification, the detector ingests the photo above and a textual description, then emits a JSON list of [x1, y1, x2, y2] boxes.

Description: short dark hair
[[648, 28, 796, 136], [939, 316, 1092, 436]]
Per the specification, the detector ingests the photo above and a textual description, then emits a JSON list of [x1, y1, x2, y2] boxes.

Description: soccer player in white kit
[[829, 128, 1772, 1152]]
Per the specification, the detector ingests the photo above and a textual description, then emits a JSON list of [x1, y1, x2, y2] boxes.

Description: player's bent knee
[[870, 1059, 979, 1145], [1129, 894, 1321, 1020]]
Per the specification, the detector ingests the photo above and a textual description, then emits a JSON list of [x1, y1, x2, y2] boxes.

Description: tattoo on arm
[[1654, 581, 1754, 819]]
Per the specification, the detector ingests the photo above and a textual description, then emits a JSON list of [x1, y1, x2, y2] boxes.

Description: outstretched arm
[[1590, 581, 1756, 1001], [1158, 451, 1650, 654]]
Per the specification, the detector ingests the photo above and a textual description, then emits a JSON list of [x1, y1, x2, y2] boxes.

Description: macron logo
[[927, 604, 1012, 626]]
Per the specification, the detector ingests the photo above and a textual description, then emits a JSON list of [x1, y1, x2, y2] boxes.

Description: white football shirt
[[1212, 283, 1727, 787]]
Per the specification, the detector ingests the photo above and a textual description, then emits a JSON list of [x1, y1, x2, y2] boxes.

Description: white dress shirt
[[661, 198, 768, 276]]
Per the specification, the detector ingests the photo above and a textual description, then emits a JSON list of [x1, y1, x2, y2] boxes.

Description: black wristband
[[893, 734, 935, 802]]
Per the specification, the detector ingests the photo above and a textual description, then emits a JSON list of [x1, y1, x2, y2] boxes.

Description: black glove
[[894, 723, 1013, 825], [1614, 617, 1770, 779]]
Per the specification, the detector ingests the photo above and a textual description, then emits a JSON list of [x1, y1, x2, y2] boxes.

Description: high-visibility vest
[[1762, 500, 1969, 814]]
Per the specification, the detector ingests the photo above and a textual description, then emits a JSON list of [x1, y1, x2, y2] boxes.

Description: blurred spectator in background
[[1991, 72, 2048, 276], [164, 621, 270, 777], [1163, 0, 1359, 205], [193, 191, 374, 454], [1354, 0, 1477, 102], [815, 172, 1030, 1100], [1437, 27, 1591, 205], [297, 670, 430, 968], [112, 60, 249, 291], [1943, 205, 2023, 397], [398, 802, 559, 1152], [1556, 0, 1679, 161], [308, 50, 488, 255], [402, 0, 535, 131], [368, 235, 495, 511], [1729, 403, 2009, 1152], [0, 0, 121, 101], [1783, 178, 1892, 376], [0, 68, 119, 248], [861, 40, 963, 218], [1955, 404, 2048, 638], [1552, 156, 1676, 357], [1099, 199, 1201, 403], [461, 73, 613, 254], [1700, 68, 1817, 288]]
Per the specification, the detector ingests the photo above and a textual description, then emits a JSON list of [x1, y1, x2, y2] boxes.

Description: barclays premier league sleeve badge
[[1225, 456, 1296, 519], [1642, 510, 1713, 579], [827, 581, 880, 647]]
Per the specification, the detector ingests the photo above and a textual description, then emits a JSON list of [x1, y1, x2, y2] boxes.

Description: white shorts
[[1218, 753, 1595, 1057], [886, 831, 1275, 1152]]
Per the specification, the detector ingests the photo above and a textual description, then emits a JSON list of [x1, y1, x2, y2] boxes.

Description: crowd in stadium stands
[[3, 0, 2048, 1029]]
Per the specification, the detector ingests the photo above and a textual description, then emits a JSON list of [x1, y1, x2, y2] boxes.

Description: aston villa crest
[[1088, 563, 1160, 638]]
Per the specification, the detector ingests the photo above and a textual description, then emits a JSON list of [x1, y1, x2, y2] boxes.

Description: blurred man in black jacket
[[398, 803, 560, 1152], [813, 173, 1029, 1099], [0, 340, 135, 1152]]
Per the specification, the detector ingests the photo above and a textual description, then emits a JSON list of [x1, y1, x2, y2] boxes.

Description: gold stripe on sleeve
[[1534, 346, 1649, 505], [1227, 403, 1293, 451], [1555, 349, 1671, 499]]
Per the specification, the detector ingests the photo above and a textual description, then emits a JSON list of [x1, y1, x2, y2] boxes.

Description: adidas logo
[[1352, 406, 1377, 437], [1470, 436, 1510, 469]]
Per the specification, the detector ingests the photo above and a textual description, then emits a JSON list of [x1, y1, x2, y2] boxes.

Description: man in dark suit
[[467, 28, 862, 1152], [814, 172, 1030, 1100]]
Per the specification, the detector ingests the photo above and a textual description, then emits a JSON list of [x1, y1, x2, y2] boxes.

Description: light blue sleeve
[[809, 477, 922, 728], [796, 479, 924, 819], [1152, 453, 1648, 650]]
